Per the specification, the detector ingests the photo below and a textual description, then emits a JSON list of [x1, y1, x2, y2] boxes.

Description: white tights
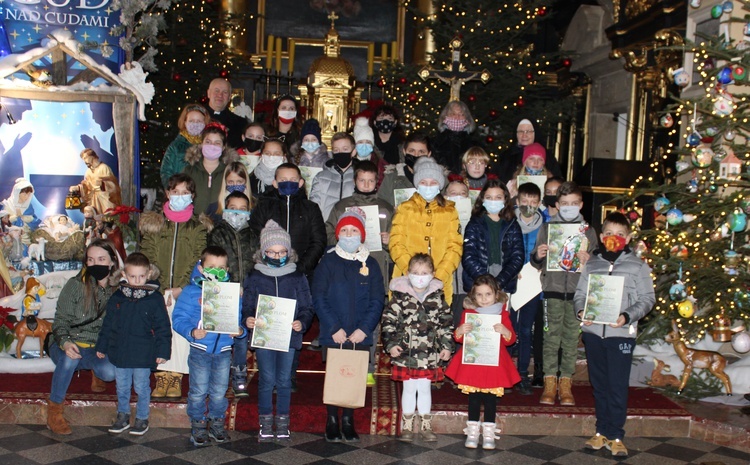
[[401, 378, 432, 415]]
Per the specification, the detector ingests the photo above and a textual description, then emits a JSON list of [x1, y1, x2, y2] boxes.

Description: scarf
[[119, 282, 159, 299], [599, 247, 630, 263], [180, 131, 203, 145], [253, 160, 277, 192], [254, 262, 298, 277], [515, 211, 544, 235], [475, 302, 503, 315], [334, 244, 371, 276], [163, 201, 194, 223]]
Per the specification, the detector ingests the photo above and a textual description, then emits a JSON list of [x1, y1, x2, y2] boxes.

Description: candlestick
[[288, 39, 295, 75], [381, 43, 388, 63], [275, 37, 282, 73], [367, 43, 374, 77], [266, 34, 274, 70], [391, 41, 398, 62]]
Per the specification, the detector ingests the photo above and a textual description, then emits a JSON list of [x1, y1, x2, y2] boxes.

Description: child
[[312, 211, 384, 443], [96, 253, 172, 436], [442, 180, 471, 326], [460, 147, 496, 194], [183, 123, 239, 215], [530, 181, 598, 406], [249, 138, 289, 199], [507, 143, 550, 198], [574, 212, 654, 457], [237, 122, 265, 170], [445, 275, 520, 450], [352, 117, 388, 187], [309, 132, 356, 220], [291, 118, 329, 168], [511, 182, 545, 395], [242, 220, 314, 441], [381, 253, 454, 442], [207, 191, 260, 397], [378, 131, 432, 206], [214, 162, 252, 218], [172, 246, 245, 447], [541, 176, 564, 222]]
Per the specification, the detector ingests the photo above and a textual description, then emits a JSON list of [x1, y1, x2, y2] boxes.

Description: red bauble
[[486, 135, 494, 144], [200, 96, 209, 104], [172, 73, 181, 81], [489, 109, 498, 118], [220, 69, 229, 78], [526, 72, 533, 80], [537, 7, 547, 16], [516, 97, 525, 107], [701, 136, 714, 143], [377, 79, 386, 88], [398, 77, 408, 84], [408, 94, 418, 102], [562, 58, 572, 68], [468, 94, 476, 102], [139, 122, 149, 132]]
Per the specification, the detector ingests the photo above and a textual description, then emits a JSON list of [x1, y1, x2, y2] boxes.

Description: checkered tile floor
[[0, 424, 748, 465]]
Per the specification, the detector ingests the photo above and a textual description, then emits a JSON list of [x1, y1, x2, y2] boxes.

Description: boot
[[463, 421, 481, 449], [166, 373, 183, 398], [231, 365, 249, 397], [531, 363, 544, 388], [558, 377, 575, 406], [399, 414, 415, 442], [190, 419, 209, 447], [91, 372, 107, 393], [258, 415, 274, 442], [46, 398, 71, 435], [419, 414, 437, 442], [341, 415, 359, 442], [208, 417, 229, 443], [481, 422, 500, 450], [275, 415, 290, 440], [517, 377, 533, 396], [152, 372, 168, 398], [539, 376, 557, 405], [325, 415, 342, 443]]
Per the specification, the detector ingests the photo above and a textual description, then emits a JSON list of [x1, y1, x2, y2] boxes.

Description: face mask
[[301, 141, 320, 153], [338, 235, 362, 253], [559, 205, 581, 221], [169, 194, 193, 212], [543, 195, 557, 206], [446, 195, 467, 203], [408, 273, 432, 289], [518, 205, 538, 218], [278, 110, 297, 124], [374, 119, 396, 133], [186, 122, 205, 136], [525, 166, 544, 176], [87, 264, 111, 281], [244, 138, 263, 153], [444, 117, 468, 132], [223, 209, 250, 230], [263, 255, 288, 268], [356, 143, 373, 158], [602, 235, 628, 253], [418, 184, 440, 202], [226, 184, 246, 194], [262, 155, 284, 170], [277, 181, 300, 196], [483, 199, 505, 214], [202, 267, 229, 282], [404, 154, 417, 169], [354, 185, 376, 196], [202, 144, 223, 160], [332, 152, 352, 169]]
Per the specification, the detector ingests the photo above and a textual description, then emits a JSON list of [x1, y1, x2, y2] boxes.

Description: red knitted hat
[[335, 209, 366, 242], [522, 143, 546, 165]]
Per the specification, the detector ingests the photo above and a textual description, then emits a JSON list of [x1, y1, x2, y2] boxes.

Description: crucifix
[[327, 11, 339, 29], [418, 37, 491, 102]]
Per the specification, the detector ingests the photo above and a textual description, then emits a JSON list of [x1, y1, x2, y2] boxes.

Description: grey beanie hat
[[412, 157, 446, 190], [260, 220, 291, 252]]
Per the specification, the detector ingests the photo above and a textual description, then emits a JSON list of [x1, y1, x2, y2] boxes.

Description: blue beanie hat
[[301, 119, 322, 142]]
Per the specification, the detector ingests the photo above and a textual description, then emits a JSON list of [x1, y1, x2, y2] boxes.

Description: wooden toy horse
[[15, 316, 53, 359]]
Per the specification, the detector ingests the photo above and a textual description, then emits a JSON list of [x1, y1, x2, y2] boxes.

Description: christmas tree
[[381, 0, 575, 162]]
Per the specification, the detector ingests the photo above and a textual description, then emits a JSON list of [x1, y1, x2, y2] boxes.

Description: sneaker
[[129, 418, 149, 436], [366, 373, 376, 387], [208, 418, 229, 443], [606, 438, 628, 457], [190, 420, 210, 447], [108, 412, 130, 434], [584, 433, 608, 450], [517, 377, 533, 396]]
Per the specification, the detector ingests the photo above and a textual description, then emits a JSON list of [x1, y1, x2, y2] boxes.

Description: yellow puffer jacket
[[390, 193, 463, 304]]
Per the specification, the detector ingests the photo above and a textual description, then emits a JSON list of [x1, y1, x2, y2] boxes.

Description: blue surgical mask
[[525, 167, 544, 175], [301, 141, 320, 153], [277, 181, 300, 196], [417, 185, 440, 202], [338, 235, 362, 253], [356, 143, 373, 158], [169, 194, 193, 212], [222, 209, 250, 230], [226, 184, 246, 193], [483, 199, 505, 214], [559, 205, 581, 221]]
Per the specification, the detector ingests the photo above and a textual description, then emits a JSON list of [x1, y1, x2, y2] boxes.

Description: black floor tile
[[364, 439, 431, 459], [50, 455, 120, 465], [135, 435, 197, 455], [508, 441, 571, 461], [437, 440, 498, 458], [712, 445, 750, 460], [290, 438, 358, 457], [65, 435, 133, 453], [217, 437, 285, 456], [0, 432, 60, 452], [645, 443, 705, 462]]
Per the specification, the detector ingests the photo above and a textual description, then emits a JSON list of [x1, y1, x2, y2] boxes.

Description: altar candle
[[391, 41, 398, 62], [381, 43, 388, 63], [275, 37, 282, 72], [266, 35, 274, 69], [288, 39, 295, 74], [367, 43, 374, 77]]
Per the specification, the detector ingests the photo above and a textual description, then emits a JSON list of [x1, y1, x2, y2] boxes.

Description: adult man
[[206, 78, 247, 149]]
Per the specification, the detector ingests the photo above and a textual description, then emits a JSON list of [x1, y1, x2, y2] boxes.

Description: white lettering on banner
[[4, 9, 110, 28], [5, 9, 42, 22]]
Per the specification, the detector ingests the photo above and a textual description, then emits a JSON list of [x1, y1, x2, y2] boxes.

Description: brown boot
[[46, 399, 71, 435], [539, 376, 557, 405], [152, 372, 168, 398], [166, 372, 183, 398], [558, 377, 575, 406], [91, 372, 107, 393]]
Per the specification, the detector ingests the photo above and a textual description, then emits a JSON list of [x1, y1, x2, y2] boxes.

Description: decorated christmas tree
[[381, 0, 575, 162]]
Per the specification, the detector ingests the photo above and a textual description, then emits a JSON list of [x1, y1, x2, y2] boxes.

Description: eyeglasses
[[517, 130, 535, 135], [467, 160, 486, 166], [265, 250, 288, 258]]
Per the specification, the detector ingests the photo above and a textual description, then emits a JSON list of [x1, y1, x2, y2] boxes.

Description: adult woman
[[73, 149, 122, 215], [161, 104, 210, 189], [370, 104, 405, 165], [268, 95, 302, 151], [492, 118, 562, 184], [47, 239, 120, 435], [431, 101, 482, 175]]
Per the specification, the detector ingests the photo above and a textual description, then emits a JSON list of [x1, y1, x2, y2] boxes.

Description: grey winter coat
[[309, 159, 354, 220]]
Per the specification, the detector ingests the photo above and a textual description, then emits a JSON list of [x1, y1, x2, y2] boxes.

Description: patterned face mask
[[202, 267, 229, 282]]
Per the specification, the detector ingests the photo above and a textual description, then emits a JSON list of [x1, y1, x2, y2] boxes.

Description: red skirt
[[390, 365, 445, 382]]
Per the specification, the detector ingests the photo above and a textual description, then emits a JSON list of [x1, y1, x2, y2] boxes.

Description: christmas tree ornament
[[489, 109, 498, 118], [468, 94, 476, 102], [670, 281, 687, 301], [711, 314, 733, 342], [692, 146, 713, 167], [220, 69, 229, 78], [717, 67, 733, 84], [376, 79, 386, 88], [708, 182, 718, 193], [710, 229, 723, 241], [705, 126, 719, 137], [670, 244, 689, 259], [689, 0, 701, 7], [724, 129, 736, 140], [711, 5, 724, 18], [686, 177, 699, 193], [526, 72, 533, 80], [398, 77, 408, 84], [408, 94, 417, 102], [732, 65, 746, 81], [732, 331, 750, 353], [701, 135, 714, 143], [516, 97, 525, 107], [562, 58, 572, 68], [654, 196, 671, 213], [660, 114, 674, 128], [675, 159, 690, 172], [677, 299, 694, 318], [634, 240, 648, 259], [723, 1, 734, 13], [666, 208, 684, 225], [687, 132, 701, 146], [172, 72, 181, 81], [682, 213, 696, 223], [537, 6, 547, 17], [714, 92, 734, 115], [740, 198, 750, 214], [485, 135, 494, 144], [728, 209, 747, 232], [724, 249, 740, 275], [672, 68, 690, 87]]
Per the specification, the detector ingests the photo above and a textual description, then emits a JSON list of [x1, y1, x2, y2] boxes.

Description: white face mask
[[261, 155, 284, 170], [222, 210, 250, 230], [446, 195, 467, 203], [408, 273, 432, 290], [559, 205, 581, 221], [278, 110, 297, 121]]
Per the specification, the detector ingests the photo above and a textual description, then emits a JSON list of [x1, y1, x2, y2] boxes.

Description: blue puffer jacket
[[312, 248, 385, 347], [241, 264, 314, 350], [172, 265, 245, 354], [462, 214, 525, 294]]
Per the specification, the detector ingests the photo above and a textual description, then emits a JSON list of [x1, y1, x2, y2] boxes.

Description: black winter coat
[[248, 188, 326, 279], [491, 119, 562, 183], [462, 215, 525, 294], [432, 129, 482, 175], [207, 220, 260, 284]]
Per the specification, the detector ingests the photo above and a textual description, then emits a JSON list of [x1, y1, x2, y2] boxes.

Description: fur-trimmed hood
[[184, 144, 239, 166], [138, 210, 214, 235], [389, 275, 444, 299]]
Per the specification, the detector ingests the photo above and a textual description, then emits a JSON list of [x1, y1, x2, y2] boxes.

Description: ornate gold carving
[[625, 0, 659, 20]]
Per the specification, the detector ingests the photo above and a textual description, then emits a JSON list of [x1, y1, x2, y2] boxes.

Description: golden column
[[220, 0, 248, 55], [412, 0, 435, 65]]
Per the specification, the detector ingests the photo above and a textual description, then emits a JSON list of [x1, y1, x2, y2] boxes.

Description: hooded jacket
[[381, 276, 454, 370], [249, 187, 326, 279], [309, 159, 355, 220], [575, 249, 655, 339], [172, 264, 245, 354], [207, 219, 259, 285], [432, 128, 482, 175], [182, 144, 239, 215], [491, 118, 562, 183], [461, 215, 525, 294]]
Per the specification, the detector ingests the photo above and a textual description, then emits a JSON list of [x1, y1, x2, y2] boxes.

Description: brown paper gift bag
[[323, 344, 369, 408]]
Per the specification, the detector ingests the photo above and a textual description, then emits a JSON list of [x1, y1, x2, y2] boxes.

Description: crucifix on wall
[[418, 37, 491, 102]]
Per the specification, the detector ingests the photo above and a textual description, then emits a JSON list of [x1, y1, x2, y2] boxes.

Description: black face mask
[[354, 186, 377, 196], [374, 120, 396, 133], [543, 195, 557, 207], [332, 152, 352, 169], [404, 154, 417, 169], [87, 264, 111, 281], [244, 138, 263, 153]]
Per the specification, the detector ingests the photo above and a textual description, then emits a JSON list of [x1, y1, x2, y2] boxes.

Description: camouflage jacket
[[381, 276, 455, 370]]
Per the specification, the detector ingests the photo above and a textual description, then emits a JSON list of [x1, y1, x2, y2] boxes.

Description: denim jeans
[[255, 348, 295, 416], [187, 347, 231, 421], [510, 295, 541, 377], [115, 367, 152, 420], [49, 342, 116, 404], [232, 334, 248, 368]]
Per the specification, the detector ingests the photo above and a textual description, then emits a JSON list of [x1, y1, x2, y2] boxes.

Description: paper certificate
[[239, 154, 261, 173], [201, 282, 241, 334], [516, 175, 547, 195], [250, 294, 297, 352], [468, 189, 480, 205], [346, 205, 382, 252], [453, 197, 472, 235], [510, 262, 542, 310], [546, 223, 588, 272], [299, 166, 323, 196], [582, 275, 624, 325], [393, 188, 416, 207], [462, 313, 501, 366]]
